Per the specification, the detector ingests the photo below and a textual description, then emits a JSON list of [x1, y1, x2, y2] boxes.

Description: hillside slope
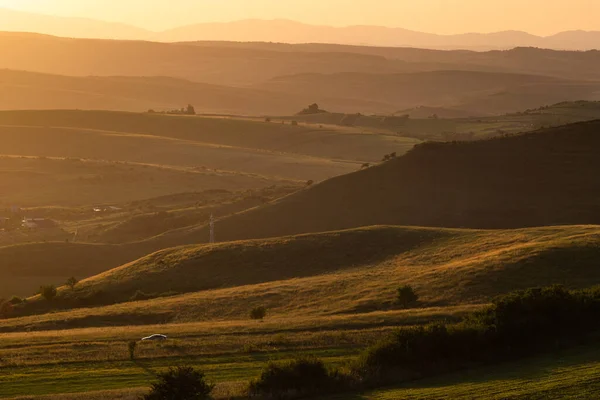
[[259, 71, 600, 114], [0, 110, 417, 182], [166, 120, 600, 243], [4, 34, 600, 86], [6, 225, 600, 328]]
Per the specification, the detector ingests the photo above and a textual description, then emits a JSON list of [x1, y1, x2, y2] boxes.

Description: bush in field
[[142, 366, 214, 400], [0, 300, 13, 319], [39, 285, 57, 302], [250, 306, 267, 320], [128, 340, 137, 361], [396, 285, 418, 308], [355, 285, 600, 385], [66, 277, 79, 290], [9, 296, 23, 305], [248, 357, 335, 398]]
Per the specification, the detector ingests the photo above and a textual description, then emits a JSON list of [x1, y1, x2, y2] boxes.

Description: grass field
[[0, 307, 476, 398], [0, 110, 419, 185]]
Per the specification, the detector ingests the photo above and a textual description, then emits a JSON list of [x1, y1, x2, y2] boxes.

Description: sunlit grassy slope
[[4, 224, 600, 329], [0, 110, 418, 183]]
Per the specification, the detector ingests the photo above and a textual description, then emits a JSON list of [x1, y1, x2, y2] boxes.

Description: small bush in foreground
[[142, 366, 214, 400], [248, 357, 337, 399], [396, 285, 418, 308], [250, 306, 267, 320]]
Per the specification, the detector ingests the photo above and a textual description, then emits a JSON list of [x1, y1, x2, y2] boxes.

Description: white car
[[141, 334, 168, 341]]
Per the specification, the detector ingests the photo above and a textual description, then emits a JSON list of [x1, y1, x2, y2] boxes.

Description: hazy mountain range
[[2, 7, 600, 50]]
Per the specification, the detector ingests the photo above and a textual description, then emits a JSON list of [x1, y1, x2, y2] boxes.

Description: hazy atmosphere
[[1, 0, 599, 34], [2, 1, 600, 399]]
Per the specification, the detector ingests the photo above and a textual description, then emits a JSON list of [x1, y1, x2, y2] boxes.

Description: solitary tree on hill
[[39, 285, 57, 302]]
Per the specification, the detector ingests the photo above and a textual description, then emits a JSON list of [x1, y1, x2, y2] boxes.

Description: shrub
[[39, 285, 57, 302], [250, 306, 267, 320], [265, 117, 272, 123], [8, 296, 23, 305], [291, 120, 299, 126], [248, 357, 335, 398], [128, 340, 137, 361], [142, 366, 214, 400], [355, 285, 600, 386], [397, 285, 418, 308], [0, 300, 13, 319], [66, 277, 79, 290]]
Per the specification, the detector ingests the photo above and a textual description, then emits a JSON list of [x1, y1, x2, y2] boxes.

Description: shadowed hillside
[[169, 120, 600, 243]]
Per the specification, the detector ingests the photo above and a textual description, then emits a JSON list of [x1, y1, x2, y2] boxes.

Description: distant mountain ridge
[[1, 8, 600, 50]]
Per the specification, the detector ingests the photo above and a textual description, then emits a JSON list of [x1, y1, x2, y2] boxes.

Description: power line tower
[[209, 214, 215, 244]]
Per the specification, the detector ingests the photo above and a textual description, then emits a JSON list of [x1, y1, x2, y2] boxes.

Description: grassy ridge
[[5, 225, 600, 327]]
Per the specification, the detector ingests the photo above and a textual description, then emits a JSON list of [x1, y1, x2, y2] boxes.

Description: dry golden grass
[[4, 225, 600, 331]]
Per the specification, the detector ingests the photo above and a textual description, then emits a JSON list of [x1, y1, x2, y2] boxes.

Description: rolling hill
[[160, 120, 600, 243], [3, 120, 600, 299], [4, 34, 600, 88], [5, 225, 600, 328], [2, 68, 599, 116], [0, 110, 417, 183], [258, 70, 600, 115]]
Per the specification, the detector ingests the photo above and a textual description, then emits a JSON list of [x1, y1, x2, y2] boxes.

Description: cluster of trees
[[297, 103, 327, 115], [148, 104, 196, 115]]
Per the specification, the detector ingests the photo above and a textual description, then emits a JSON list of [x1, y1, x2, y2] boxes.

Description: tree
[[397, 285, 418, 308], [142, 366, 214, 400], [0, 300, 13, 319], [66, 277, 79, 290], [39, 285, 57, 302], [186, 104, 196, 115], [250, 306, 267, 320]]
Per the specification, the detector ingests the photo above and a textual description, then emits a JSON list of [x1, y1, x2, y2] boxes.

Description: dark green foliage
[[128, 340, 137, 361], [248, 357, 336, 398], [39, 285, 57, 302], [250, 306, 267, 320], [396, 285, 418, 308], [8, 296, 23, 305], [66, 277, 79, 289], [142, 366, 214, 400], [357, 285, 600, 385]]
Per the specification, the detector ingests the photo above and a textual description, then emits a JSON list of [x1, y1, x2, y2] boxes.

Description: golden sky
[[0, 0, 598, 35]]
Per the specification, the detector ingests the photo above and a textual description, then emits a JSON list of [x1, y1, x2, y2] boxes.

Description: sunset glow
[[0, 0, 599, 35]]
